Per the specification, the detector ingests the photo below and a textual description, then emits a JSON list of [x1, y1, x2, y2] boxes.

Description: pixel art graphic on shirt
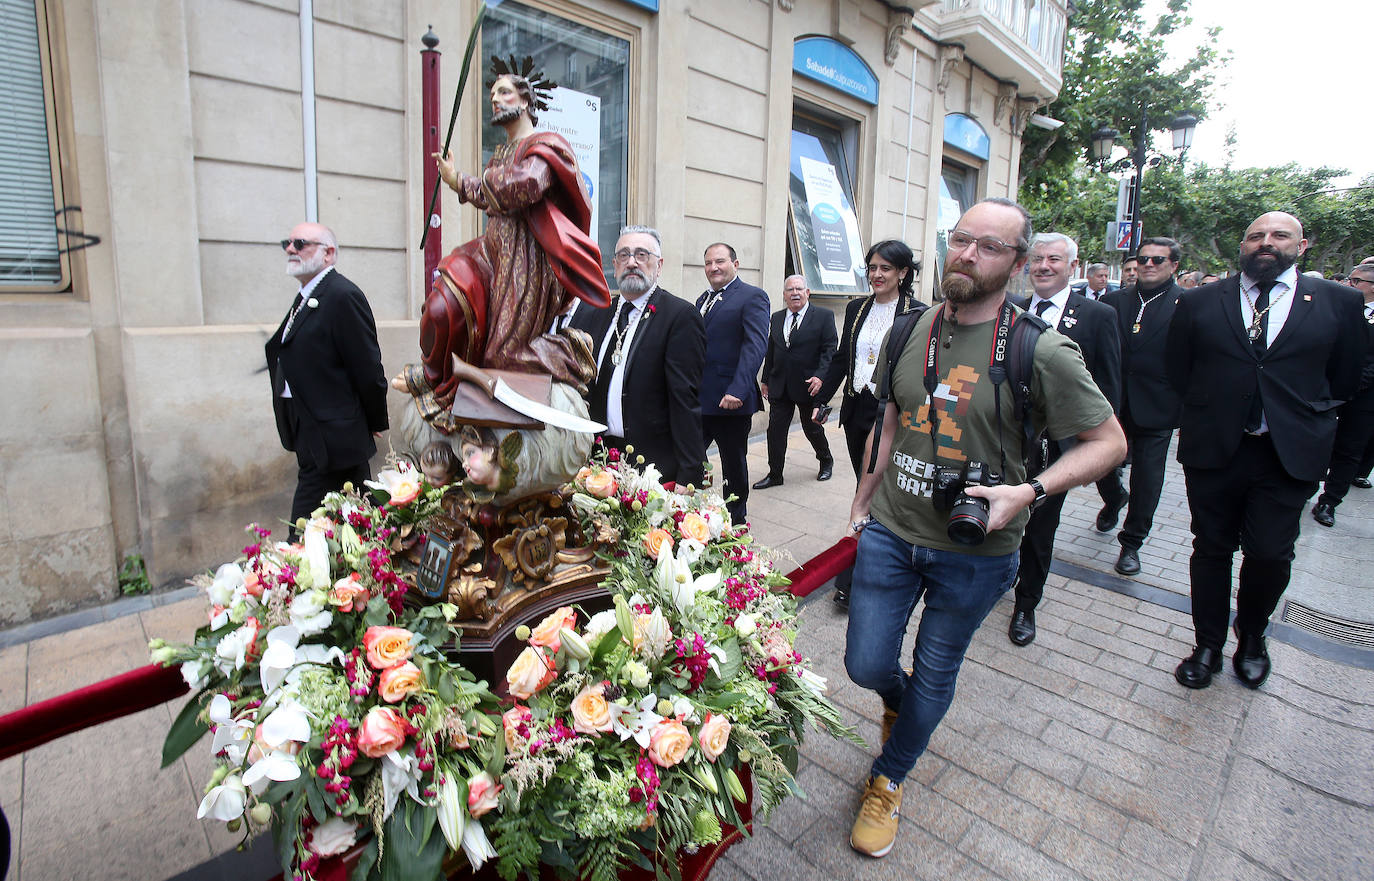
[[900, 363, 982, 461]]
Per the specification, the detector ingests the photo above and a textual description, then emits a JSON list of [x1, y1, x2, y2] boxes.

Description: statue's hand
[[390, 372, 409, 392], [433, 149, 459, 191]]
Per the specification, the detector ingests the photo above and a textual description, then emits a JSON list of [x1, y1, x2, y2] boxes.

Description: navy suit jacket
[[694, 276, 769, 415], [1166, 274, 1365, 482], [265, 269, 389, 471]]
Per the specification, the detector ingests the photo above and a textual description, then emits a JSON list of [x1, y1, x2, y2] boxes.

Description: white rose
[[583, 609, 618, 646], [310, 816, 359, 856], [289, 589, 332, 636], [734, 614, 757, 638]]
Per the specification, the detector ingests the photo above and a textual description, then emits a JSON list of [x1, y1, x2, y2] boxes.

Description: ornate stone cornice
[[994, 82, 1018, 126], [884, 8, 914, 67], [936, 44, 964, 94], [1013, 96, 1044, 136], [777, 0, 793, 11]]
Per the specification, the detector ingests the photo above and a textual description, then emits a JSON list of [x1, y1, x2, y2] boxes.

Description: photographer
[[842, 199, 1125, 859]]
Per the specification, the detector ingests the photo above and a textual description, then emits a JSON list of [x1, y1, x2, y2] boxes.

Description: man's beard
[[287, 252, 325, 280], [941, 259, 1014, 304], [492, 104, 525, 125], [1239, 245, 1296, 283], [617, 270, 655, 296]]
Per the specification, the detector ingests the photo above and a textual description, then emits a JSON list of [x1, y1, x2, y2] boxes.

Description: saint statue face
[[490, 75, 529, 126]]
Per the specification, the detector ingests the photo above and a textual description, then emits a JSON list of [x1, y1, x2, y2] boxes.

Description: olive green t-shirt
[[869, 305, 1113, 555]]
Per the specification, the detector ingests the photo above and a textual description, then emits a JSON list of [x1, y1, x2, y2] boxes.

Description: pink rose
[[467, 771, 502, 817], [505, 646, 556, 700], [357, 706, 407, 757], [697, 713, 732, 762], [243, 571, 265, 598], [647, 719, 692, 768], [502, 705, 532, 752], [583, 470, 618, 499], [364, 626, 414, 670], [570, 683, 613, 736], [377, 661, 424, 703], [329, 573, 369, 612], [529, 606, 576, 652]]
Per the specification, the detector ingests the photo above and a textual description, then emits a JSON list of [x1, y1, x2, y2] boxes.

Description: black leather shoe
[[1354, 477, 1372, 489], [1095, 503, 1124, 533], [817, 460, 833, 481], [1311, 501, 1335, 527], [1233, 628, 1271, 689], [752, 475, 783, 490], [832, 586, 849, 609], [1175, 646, 1223, 689], [1008, 609, 1036, 646], [1115, 547, 1141, 576]]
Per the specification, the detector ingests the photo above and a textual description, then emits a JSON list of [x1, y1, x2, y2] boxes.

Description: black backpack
[[866, 306, 1049, 473]]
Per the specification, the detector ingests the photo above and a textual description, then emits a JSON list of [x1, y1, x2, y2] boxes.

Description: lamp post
[[1091, 111, 1197, 255]]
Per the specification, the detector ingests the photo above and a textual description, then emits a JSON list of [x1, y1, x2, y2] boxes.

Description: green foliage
[[160, 688, 212, 767], [118, 552, 153, 596]]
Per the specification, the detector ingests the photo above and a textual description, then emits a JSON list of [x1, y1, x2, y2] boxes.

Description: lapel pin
[[307, 297, 319, 308], [1303, 294, 1312, 301]]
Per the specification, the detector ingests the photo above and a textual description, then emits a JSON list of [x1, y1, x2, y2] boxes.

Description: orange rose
[[329, 574, 369, 612], [643, 528, 674, 558], [529, 606, 577, 652], [363, 626, 414, 670], [570, 683, 614, 735], [502, 705, 532, 752], [647, 719, 692, 767], [357, 706, 407, 758], [584, 469, 618, 499], [378, 661, 424, 702], [679, 512, 710, 544], [698, 712, 732, 762], [243, 571, 265, 598], [505, 646, 556, 700]]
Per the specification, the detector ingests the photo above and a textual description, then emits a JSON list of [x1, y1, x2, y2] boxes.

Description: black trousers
[[764, 394, 832, 476], [1013, 489, 1069, 612], [1318, 404, 1374, 507], [292, 459, 370, 535], [703, 413, 753, 523], [1182, 434, 1318, 651], [1112, 424, 1174, 551]]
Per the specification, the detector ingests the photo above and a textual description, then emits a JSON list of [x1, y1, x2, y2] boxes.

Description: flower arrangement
[[485, 448, 857, 881], [153, 462, 505, 881]]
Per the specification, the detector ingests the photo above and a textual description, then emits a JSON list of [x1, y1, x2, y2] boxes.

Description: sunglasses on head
[[280, 238, 325, 252], [1137, 255, 1171, 266]]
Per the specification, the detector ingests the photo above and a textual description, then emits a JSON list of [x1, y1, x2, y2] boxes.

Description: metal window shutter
[[0, 0, 61, 285]]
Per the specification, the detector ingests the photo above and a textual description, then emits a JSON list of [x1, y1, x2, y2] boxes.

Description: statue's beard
[[492, 104, 525, 126]]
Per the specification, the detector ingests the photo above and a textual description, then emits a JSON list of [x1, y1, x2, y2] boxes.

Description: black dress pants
[[1014, 489, 1069, 612], [1318, 403, 1374, 507], [1117, 424, 1174, 552], [292, 459, 370, 535], [764, 394, 832, 477], [1182, 434, 1318, 651], [703, 413, 753, 523]]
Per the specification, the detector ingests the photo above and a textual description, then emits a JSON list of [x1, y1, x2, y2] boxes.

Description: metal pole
[[421, 28, 442, 283], [1129, 105, 1147, 255]]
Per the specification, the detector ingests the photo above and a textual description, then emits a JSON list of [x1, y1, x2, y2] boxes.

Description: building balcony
[[925, 0, 1067, 101]]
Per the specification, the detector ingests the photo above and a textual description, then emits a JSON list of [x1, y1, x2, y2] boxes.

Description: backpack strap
[[865, 304, 929, 473], [1007, 311, 1049, 466]]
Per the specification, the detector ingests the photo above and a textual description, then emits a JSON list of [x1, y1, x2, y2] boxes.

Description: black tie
[[786, 311, 800, 346], [1034, 299, 1054, 318], [1245, 279, 1278, 432], [590, 300, 634, 417]]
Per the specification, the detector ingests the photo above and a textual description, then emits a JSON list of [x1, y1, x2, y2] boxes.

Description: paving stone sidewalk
[[0, 420, 1370, 881]]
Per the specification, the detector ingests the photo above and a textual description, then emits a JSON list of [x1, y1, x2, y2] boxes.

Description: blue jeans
[[844, 521, 1017, 783]]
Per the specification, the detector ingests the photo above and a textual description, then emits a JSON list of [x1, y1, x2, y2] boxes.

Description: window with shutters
[[1, 0, 70, 291]]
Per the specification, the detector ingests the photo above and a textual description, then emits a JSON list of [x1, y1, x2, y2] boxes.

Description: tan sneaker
[[880, 707, 899, 745], [850, 774, 902, 857]]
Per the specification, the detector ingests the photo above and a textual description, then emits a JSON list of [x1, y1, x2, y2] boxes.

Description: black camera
[[931, 460, 1001, 546]]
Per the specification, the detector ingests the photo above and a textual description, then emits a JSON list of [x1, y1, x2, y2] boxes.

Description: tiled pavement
[[2, 420, 1371, 880]]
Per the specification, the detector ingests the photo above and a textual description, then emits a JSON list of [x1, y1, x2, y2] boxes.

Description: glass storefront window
[[482, 2, 629, 286], [933, 160, 977, 294], [787, 110, 868, 295]]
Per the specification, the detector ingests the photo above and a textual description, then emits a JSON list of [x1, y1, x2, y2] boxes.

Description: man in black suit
[[696, 243, 769, 523], [753, 275, 837, 488], [1008, 233, 1122, 646], [266, 223, 389, 533], [577, 225, 707, 486], [1167, 211, 1365, 690], [1311, 264, 1374, 527], [1099, 237, 1185, 577], [1070, 261, 1117, 301]]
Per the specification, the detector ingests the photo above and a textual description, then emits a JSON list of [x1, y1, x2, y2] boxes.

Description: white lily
[[461, 816, 498, 869], [380, 749, 423, 820], [655, 547, 722, 616], [435, 773, 466, 851], [301, 518, 332, 589], [197, 773, 247, 821], [798, 668, 828, 698], [610, 694, 664, 747]]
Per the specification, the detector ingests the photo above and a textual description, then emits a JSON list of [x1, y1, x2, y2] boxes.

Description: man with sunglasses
[[1167, 212, 1364, 690], [842, 198, 1125, 858], [266, 223, 389, 534], [1310, 265, 1374, 527], [1099, 238, 1186, 577]]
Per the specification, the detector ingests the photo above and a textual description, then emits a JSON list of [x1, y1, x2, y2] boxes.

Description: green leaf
[[349, 836, 379, 881], [382, 801, 447, 881], [485, 717, 506, 779], [591, 623, 623, 663], [437, 671, 457, 703], [161, 689, 212, 768], [708, 639, 741, 684]]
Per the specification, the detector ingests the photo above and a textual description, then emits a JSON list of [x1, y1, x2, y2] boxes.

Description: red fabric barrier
[[0, 663, 189, 762], [782, 536, 856, 599]]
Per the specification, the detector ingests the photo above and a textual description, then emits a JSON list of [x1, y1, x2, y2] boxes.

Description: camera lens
[[946, 493, 990, 546]]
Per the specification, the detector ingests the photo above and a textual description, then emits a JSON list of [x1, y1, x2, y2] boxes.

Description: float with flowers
[[153, 447, 857, 881]]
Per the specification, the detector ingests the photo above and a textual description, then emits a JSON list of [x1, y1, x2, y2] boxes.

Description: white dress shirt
[[281, 265, 333, 398], [1028, 286, 1071, 330], [1238, 264, 1299, 349], [784, 303, 808, 345], [598, 290, 654, 437]]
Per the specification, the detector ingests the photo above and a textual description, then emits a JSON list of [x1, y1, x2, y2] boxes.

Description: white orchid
[[243, 749, 301, 793], [257, 699, 312, 750], [380, 749, 424, 820], [208, 694, 256, 765], [460, 815, 498, 869], [258, 626, 300, 695], [197, 773, 247, 821], [435, 772, 466, 851], [208, 562, 245, 607]]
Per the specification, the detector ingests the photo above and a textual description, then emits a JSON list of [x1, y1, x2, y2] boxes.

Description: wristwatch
[[1026, 479, 1048, 511]]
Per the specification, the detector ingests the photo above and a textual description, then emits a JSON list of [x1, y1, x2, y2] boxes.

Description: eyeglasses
[[947, 230, 1024, 259], [280, 238, 325, 252], [1137, 255, 1172, 266], [613, 248, 660, 264], [1350, 277, 1374, 286]]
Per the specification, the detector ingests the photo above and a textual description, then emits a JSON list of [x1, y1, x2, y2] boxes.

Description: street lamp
[[1091, 111, 1198, 255]]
